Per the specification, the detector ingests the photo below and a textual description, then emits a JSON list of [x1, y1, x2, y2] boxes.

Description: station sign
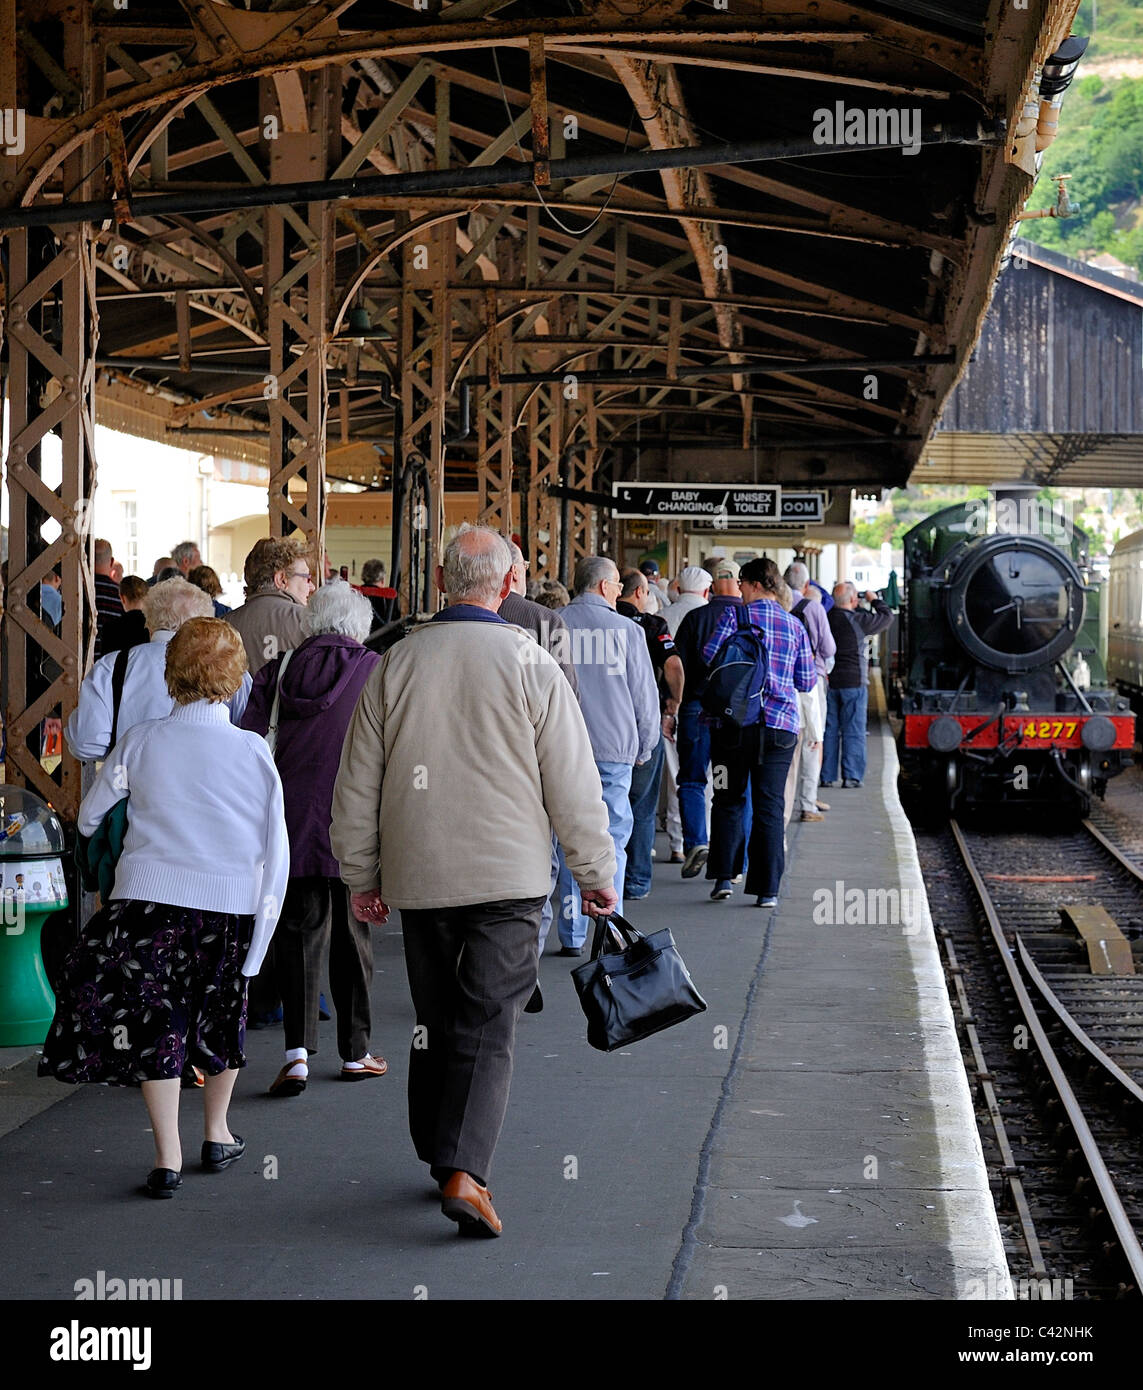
[[613, 485, 827, 526], [611, 483, 780, 521]]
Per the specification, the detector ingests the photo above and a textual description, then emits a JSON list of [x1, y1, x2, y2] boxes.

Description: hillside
[[1019, 73, 1143, 273], [1078, 0, 1143, 62]]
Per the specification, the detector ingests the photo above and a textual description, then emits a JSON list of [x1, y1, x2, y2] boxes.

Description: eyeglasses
[[287, 568, 314, 583]]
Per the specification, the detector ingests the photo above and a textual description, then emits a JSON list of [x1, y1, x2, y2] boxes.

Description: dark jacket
[[499, 590, 578, 694], [616, 601, 677, 712], [241, 634, 380, 878], [674, 595, 743, 704], [98, 608, 148, 657], [827, 599, 894, 689]]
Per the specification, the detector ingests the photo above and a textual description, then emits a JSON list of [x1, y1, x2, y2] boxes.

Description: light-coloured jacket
[[329, 616, 616, 909], [662, 591, 707, 636], [559, 594, 659, 766], [77, 701, 289, 975], [226, 588, 307, 677], [65, 629, 251, 761]]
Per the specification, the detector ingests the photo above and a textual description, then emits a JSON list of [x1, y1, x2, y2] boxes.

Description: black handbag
[[571, 912, 707, 1052]]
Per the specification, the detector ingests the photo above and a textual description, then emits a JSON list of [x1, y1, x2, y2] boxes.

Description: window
[[120, 499, 138, 576]]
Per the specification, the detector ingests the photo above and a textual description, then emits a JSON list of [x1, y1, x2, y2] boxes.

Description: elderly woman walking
[[65, 577, 251, 759], [40, 619, 290, 1197], [241, 580, 387, 1094]]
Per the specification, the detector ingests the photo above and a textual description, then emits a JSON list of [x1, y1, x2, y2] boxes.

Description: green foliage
[[1022, 76, 1143, 273], [1077, 0, 1143, 59]]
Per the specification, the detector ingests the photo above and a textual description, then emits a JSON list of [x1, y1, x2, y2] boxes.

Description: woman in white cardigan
[[40, 618, 290, 1199]]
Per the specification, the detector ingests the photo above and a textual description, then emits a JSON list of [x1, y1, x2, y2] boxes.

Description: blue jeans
[[676, 701, 712, 851], [823, 686, 868, 783], [626, 734, 666, 897], [709, 725, 798, 897], [536, 832, 561, 954], [555, 760, 632, 949]]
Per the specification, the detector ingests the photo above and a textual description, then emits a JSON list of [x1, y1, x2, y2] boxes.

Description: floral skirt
[[39, 898, 254, 1087]]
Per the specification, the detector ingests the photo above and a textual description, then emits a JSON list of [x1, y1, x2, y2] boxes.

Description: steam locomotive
[[892, 490, 1134, 816]]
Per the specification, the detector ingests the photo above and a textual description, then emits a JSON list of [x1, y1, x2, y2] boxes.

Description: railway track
[[924, 817, 1143, 1297]]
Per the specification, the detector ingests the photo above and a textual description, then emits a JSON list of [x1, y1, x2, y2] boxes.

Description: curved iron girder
[[605, 55, 748, 429], [14, 11, 982, 203]]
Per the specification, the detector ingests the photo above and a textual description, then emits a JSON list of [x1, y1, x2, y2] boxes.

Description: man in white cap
[[663, 565, 712, 638], [660, 566, 712, 861]]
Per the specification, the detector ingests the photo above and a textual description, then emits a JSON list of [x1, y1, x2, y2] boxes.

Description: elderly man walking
[[330, 526, 617, 1237], [551, 555, 659, 954]]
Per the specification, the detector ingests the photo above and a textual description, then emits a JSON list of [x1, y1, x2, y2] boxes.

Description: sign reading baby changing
[[611, 484, 780, 522]]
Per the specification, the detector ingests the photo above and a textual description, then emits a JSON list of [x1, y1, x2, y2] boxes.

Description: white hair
[[443, 524, 512, 604], [784, 562, 809, 593], [171, 541, 200, 569], [143, 576, 213, 633], [303, 580, 373, 642]]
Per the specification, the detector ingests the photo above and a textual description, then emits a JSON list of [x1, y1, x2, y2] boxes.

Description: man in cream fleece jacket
[[330, 525, 617, 1238]]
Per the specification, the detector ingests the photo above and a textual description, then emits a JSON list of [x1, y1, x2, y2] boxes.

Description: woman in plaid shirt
[[700, 558, 816, 907]]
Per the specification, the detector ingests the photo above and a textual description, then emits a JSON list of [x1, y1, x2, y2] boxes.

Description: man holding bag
[[331, 526, 617, 1239]]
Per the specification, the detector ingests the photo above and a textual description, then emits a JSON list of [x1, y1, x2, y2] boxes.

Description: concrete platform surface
[[0, 680, 1009, 1301]]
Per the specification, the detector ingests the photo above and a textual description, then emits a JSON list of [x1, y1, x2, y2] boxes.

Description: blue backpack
[[699, 607, 769, 729]]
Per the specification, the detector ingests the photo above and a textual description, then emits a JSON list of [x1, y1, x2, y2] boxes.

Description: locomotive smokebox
[[945, 532, 1085, 673]]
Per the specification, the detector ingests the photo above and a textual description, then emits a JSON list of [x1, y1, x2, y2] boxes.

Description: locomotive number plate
[[1018, 720, 1078, 742]]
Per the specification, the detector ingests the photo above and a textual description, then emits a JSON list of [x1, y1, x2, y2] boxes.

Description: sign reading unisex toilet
[[611, 483, 780, 521]]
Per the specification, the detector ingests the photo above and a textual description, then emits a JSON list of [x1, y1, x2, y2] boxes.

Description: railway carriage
[[894, 492, 1134, 817], [1108, 529, 1143, 717]]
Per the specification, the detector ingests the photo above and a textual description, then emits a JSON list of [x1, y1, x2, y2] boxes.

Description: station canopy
[[4, 0, 1079, 495]]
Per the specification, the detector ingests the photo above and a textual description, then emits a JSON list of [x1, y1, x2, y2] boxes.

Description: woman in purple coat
[[241, 580, 387, 1096]]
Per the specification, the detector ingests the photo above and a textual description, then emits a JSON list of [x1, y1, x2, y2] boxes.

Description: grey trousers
[[401, 896, 545, 1185], [272, 877, 373, 1061]]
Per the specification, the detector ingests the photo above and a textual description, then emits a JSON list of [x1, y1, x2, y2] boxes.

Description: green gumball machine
[[0, 787, 69, 1046]]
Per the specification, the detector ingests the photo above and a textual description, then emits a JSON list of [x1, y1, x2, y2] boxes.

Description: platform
[[0, 679, 1009, 1302]]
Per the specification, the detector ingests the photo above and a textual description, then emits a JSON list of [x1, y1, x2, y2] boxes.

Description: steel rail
[[937, 926, 1047, 1275], [950, 819, 1143, 1291], [1014, 936, 1143, 1107], [1082, 817, 1143, 886]]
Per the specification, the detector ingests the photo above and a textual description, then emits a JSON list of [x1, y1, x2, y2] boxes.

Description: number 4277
[[1022, 721, 1077, 739]]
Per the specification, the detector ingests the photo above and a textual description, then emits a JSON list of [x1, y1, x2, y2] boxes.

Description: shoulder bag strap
[[265, 649, 295, 756], [109, 646, 131, 750]]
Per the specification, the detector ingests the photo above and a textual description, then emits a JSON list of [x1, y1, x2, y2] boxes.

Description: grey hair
[[508, 541, 526, 568], [303, 579, 373, 641], [572, 555, 618, 596], [171, 541, 200, 568], [442, 524, 512, 604], [360, 558, 386, 587], [834, 580, 857, 605], [784, 561, 809, 593], [143, 576, 214, 633]]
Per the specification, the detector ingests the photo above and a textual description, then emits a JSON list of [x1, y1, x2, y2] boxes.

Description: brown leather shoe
[[440, 1171, 503, 1237], [800, 810, 824, 822]]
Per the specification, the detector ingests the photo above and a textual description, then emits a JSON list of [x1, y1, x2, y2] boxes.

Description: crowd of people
[[37, 525, 893, 1237]]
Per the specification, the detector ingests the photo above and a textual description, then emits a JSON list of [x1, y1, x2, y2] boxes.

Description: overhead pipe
[[96, 355, 397, 401], [469, 353, 955, 389], [0, 119, 1004, 232]]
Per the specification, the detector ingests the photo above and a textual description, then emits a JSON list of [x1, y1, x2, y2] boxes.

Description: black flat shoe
[[201, 1135, 246, 1172], [523, 984, 544, 1014], [143, 1168, 182, 1199]]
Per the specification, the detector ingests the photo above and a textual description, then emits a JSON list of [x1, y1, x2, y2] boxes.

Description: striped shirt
[[702, 598, 816, 735]]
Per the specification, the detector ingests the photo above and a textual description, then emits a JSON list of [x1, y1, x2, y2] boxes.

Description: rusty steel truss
[[2, 0, 1083, 813]]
